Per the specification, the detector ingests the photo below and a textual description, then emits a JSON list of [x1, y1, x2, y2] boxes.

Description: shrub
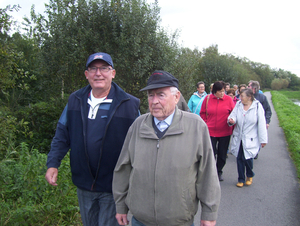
[[0, 143, 81, 225], [271, 78, 290, 90], [15, 96, 68, 154]]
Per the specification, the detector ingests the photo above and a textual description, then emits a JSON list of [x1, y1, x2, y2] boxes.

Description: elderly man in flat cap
[[113, 70, 221, 226]]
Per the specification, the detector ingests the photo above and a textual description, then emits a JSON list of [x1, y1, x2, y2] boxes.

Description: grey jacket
[[113, 107, 221, 226], [228, 100, 268, 159]]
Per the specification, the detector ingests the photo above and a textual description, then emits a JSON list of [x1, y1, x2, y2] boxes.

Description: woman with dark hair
[[227, 88, 239, 105], [228, 88, 268, 187], [200, 81, 235, 181]]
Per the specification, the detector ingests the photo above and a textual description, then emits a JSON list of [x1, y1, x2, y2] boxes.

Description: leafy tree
[[199, 45, 238, 86], [26, 0, 178, 103], [250, 62, 273, 88], [165, 47, 202, 99]]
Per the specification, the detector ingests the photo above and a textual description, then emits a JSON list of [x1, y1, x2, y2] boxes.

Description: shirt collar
[[153, 110, 175, 126]]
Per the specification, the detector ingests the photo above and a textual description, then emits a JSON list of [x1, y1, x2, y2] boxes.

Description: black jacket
[[47, 82, 140, 192], [254, 92, 272, 124]]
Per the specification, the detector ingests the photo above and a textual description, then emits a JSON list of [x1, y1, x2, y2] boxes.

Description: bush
[[271, 78, 290, 90], [15, 97, 68, 154], [0, 143, 81, 225]]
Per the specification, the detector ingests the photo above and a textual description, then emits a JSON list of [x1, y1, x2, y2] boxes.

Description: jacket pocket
[[182, 186, 197, 216], [245, 135, 259, 149]]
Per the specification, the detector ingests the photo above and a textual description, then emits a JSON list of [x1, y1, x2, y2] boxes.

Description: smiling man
[[113, 70, 221, 226], [45, 52, 140, 226]]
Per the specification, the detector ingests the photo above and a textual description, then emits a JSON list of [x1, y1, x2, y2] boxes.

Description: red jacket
[[200, 94, 234, 137]]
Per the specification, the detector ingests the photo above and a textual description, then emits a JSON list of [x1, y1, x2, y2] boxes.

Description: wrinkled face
[[85, 60, 115, 92], [215, 88, 225, 98], [240, 92, 251, 105], [148, 87, 179, 121], [197, 84, 205, 94]]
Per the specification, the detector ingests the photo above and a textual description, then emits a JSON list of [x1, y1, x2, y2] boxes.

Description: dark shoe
[[218, 173, 224, 181], [254, 154, 258, 159]]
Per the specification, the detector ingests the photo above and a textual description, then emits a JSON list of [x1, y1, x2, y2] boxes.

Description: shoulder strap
[[206, 94, 210, 118]]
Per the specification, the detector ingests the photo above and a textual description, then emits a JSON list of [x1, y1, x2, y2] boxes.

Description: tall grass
[[271, 90, 300, 178], [0, 143, 81, 225]]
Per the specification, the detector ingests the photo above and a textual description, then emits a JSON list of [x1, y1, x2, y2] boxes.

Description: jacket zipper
[[91, 98, 129, 191]]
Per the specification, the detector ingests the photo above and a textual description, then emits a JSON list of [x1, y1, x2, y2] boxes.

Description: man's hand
[[261, 143, 267, 148], [266, 124, 269, 129], [200, 220, 216, 226], [45, 167, 58, 186], [116, 213, 129, 225]]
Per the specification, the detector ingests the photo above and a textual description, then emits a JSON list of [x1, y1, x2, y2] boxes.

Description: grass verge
[[271, 90, 300, 179]]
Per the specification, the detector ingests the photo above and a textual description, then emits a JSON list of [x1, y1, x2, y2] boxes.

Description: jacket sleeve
[[46, 104, 71, 169], [262, 96, 272, 124], [113, 126, 133, 214], [257, 103, 268, 144], [187, 95, 194, 113], [196, 122, 221, 221], [228, 102, 239, 126]]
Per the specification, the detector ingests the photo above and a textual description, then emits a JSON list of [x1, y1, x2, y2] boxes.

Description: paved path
[[194, 91, 300, 225], [127, 92, 300, 225]]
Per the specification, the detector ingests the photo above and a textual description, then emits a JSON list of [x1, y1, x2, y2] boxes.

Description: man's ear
[[174, 91, 181, 105]]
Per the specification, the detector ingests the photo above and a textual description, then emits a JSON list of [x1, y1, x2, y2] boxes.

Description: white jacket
[[228, 99, 268, 159]]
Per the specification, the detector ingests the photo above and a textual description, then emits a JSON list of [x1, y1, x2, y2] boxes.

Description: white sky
[[1, 0, 300, 77]]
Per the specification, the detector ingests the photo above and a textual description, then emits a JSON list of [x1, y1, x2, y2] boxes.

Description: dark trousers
[[237, 142, 255, 183], [210, 135, 231, 175]]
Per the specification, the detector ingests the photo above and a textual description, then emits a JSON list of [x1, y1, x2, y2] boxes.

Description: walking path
[[194, 91, 300, 225]]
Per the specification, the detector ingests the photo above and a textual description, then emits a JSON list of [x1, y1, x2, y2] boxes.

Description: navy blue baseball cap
[[140, 70, 179, 91], [86, 52, 114, 69]]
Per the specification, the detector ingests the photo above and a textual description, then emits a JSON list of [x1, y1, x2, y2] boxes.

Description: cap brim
[[140, 84, 172, 91]]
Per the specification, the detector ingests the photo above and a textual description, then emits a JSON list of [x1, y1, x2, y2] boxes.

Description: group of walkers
[[44, 51, 272, 226], [187, 80, 271, 187]]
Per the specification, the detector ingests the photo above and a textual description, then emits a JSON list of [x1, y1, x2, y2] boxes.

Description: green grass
[[0, 143, 81, 225], [271, 90, 300, 179]]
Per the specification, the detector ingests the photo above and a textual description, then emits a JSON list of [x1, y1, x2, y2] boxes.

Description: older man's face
[[148, 87, 180, 121]]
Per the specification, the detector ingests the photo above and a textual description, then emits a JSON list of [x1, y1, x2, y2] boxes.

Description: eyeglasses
[[88, 66, 113, 74]]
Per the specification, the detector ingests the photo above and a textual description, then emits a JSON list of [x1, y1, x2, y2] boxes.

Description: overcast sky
[[1, 0, 300, 77]]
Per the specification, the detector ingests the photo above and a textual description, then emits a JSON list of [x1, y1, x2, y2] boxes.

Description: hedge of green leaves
[[0, 143, 81, 225]]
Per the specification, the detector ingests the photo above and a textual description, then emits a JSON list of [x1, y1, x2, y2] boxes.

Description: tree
[[26, 0, 178, 103], [199, 45, 238, 86], [165, 47, 202, 98]]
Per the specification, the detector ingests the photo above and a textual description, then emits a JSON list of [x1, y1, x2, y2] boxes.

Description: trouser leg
[[237, 142, 246, 183], [216, 135, 231, 175]]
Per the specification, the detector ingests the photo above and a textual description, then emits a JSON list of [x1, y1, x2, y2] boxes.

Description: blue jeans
[[237, 142, 255, 183], [77, 188, 119, 226], [132, 216, 195, 226]]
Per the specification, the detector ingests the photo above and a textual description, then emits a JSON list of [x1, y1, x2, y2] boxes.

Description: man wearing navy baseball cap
[[113, 70, 221, 226], [45, 52, 140, 226]]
